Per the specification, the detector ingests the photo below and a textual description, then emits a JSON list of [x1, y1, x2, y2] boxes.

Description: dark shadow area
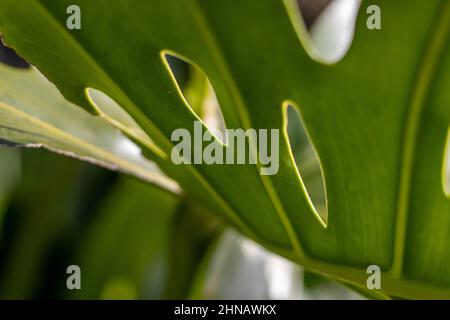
[[0, 37, 29, 68]]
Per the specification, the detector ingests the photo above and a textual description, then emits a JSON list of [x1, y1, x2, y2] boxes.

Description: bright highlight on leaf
[[285, 104, 327, 223]]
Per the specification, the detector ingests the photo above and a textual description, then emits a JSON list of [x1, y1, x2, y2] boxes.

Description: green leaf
[[1, 0, 450, 299], [0, 63, 179, 193]]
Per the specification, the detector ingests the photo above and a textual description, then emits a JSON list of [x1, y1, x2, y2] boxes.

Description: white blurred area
[[309, 0, 361, 63], [203, 230, 363, 300]]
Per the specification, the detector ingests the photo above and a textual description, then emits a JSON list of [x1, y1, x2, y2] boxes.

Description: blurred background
[[0, 0, 364, 299]]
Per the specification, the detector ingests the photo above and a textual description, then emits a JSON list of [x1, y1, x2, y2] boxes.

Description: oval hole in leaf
[[85, 88, 163, 158], [285, 104, 327, 223], [284, 0, 360, 64], [444, 127, 450, 197], [161, 51, 227, 144]]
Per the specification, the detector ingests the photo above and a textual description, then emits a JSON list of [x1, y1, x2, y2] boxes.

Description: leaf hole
[[283, 0, 360, 64], [444, 127, 450, 198], [161, 50, 227, 144], [85, 88, 165, 158], [284, 103, 327, 224]]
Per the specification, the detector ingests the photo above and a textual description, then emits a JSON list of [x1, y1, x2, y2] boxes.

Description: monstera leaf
[[0, 63, 179, 193], [0, 0, 449, 299]]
